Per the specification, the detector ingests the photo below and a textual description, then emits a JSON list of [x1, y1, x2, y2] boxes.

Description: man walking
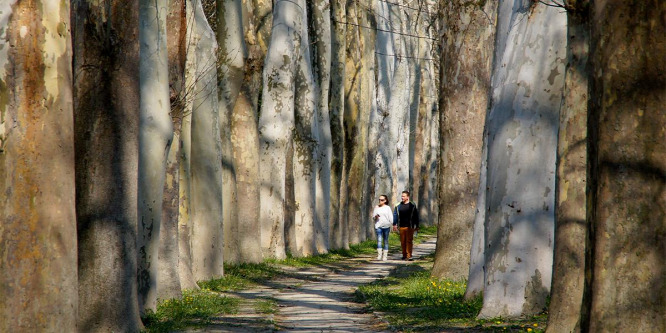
[[392, 191, 419, 260]]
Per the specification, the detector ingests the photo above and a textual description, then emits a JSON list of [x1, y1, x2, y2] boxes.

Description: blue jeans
[[376, 227, 390, 251]]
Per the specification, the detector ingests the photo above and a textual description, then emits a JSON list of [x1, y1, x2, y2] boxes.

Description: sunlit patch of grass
[[254, 297, 278, 314], [142, 289, 239, 332], [356, 254, 548, 332], [357, 271, 482, 329], [197, 262, 283, 291]]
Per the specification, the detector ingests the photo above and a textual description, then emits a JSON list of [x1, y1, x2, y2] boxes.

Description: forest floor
[[184, 238, 438, 332]]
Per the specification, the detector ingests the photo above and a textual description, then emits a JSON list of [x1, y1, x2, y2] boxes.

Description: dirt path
[[189, 237, 437, 332]]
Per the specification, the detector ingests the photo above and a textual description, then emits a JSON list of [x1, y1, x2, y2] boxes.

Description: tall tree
[[328, 0, 347, 250], [137, 0, 174, 313], [72, 1, 144, 330], [547, 1, 589, 332], [479, 0, 566, 318], [0, 1, 78, 331], [343, 0, 374, 245], [188, 0, 225, 280], [584, 1, 666, 331], [310, 0, 333, 254], [292, 0, 320, 257], [259, 0, 300, 259], [158, 0, 188, 301], [433, 0, 498, 281], [228, 0, 269, 263], [217, 0, 244, 264]]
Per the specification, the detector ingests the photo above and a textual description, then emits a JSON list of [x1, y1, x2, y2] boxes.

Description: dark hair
[[379, 194, 388, 201], [402, 190, 410, 197]]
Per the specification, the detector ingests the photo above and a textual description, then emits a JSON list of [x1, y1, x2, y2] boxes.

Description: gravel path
[[190, 237, 437, 333]]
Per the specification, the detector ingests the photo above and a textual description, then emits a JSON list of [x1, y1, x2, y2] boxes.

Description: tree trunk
[[188, 0, 225, 280], [291, 0, 318, 257], [328, 0, 346, 250], [138, 0, 174, 313], [310, 0, 332, 254], [218, 0, 245, 264], [546, 1, 589, 332], [465, 132, 488, 299], [584, 1, 666, 331], [157, 0, 188, 301], [71, 1, 144, 330], [259, 0, 299, 259], [229, 0, 264, 264], [344, 0, 372, 245], [479, 0, 566, 318], [432, 0, 497, 281], [0, 1, 78, 331], [374, 1, 400, 203], [177, 80, 198, 290]]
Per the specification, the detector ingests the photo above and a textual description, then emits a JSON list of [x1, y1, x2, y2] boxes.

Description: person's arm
[[392, 205, 399, 231], [413, 203, 420, 230]]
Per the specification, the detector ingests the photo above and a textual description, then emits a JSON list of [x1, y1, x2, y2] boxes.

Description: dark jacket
[[393, 201, 419, 229]]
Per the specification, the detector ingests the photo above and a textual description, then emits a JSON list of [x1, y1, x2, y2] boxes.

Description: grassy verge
[[355, 253, 548, 332], [142, 289, 239, 332]]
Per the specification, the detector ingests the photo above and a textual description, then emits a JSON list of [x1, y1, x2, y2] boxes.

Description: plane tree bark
[[584, 1, 666, 331], [479, 0, 566, 318], [71, 0, 144, 330], [546, 1, 589, 332], [259, 0, 300, 259], [188, 0, 225, 280], [0, 1, 78, 331], [432, 0, 498, 281], [137, 0, 174, 313]]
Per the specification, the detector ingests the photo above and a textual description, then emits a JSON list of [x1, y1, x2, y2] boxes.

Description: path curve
[[191, 237, 437, 332]]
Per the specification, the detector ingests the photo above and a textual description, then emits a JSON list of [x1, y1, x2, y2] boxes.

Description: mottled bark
[[229, 0, 264, 264], [188, 0, 225, 280], [479, 0, 566, 318], [0, 1, 78, 331], [177, 88, 198, 290], [584, 1, 666, 331], [328, 0, 347, 250], [157, 0, 188, 301], [374, 1, 399, 203], [410, 0, 439, 229], [547, 1, 589, 332], [432, 0, 497, 281], [217, 0, 245, 264], [71, 0, 144, 330], [293, 3, 319, 257], [344, 0, 372, 245], [259, 0, 299, 259], [310, 0, 332, 254], [137, 0, 174, 313]]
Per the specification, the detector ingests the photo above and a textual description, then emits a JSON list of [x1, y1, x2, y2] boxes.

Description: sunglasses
[[379, 198, 386, 201]]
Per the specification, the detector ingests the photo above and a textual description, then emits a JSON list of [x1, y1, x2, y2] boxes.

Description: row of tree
[[0, 0, 439, 331], [433, 0, 665, 332]]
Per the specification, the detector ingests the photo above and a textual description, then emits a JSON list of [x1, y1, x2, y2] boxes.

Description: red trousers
[[399, 227, 415, 259]]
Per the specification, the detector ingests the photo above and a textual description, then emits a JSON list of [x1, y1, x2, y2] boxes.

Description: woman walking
[[372, 195, 393, 261]]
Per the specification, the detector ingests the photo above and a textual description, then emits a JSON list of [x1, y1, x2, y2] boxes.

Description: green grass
[[254, 297, 279, 314], [355, 253, 548, 332], [198, 262, 283, 291], [142, 289, 239, 332]]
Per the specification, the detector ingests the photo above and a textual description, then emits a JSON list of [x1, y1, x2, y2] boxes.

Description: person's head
[[378, 194, 388, 206], [401, 191, 410, 203]]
